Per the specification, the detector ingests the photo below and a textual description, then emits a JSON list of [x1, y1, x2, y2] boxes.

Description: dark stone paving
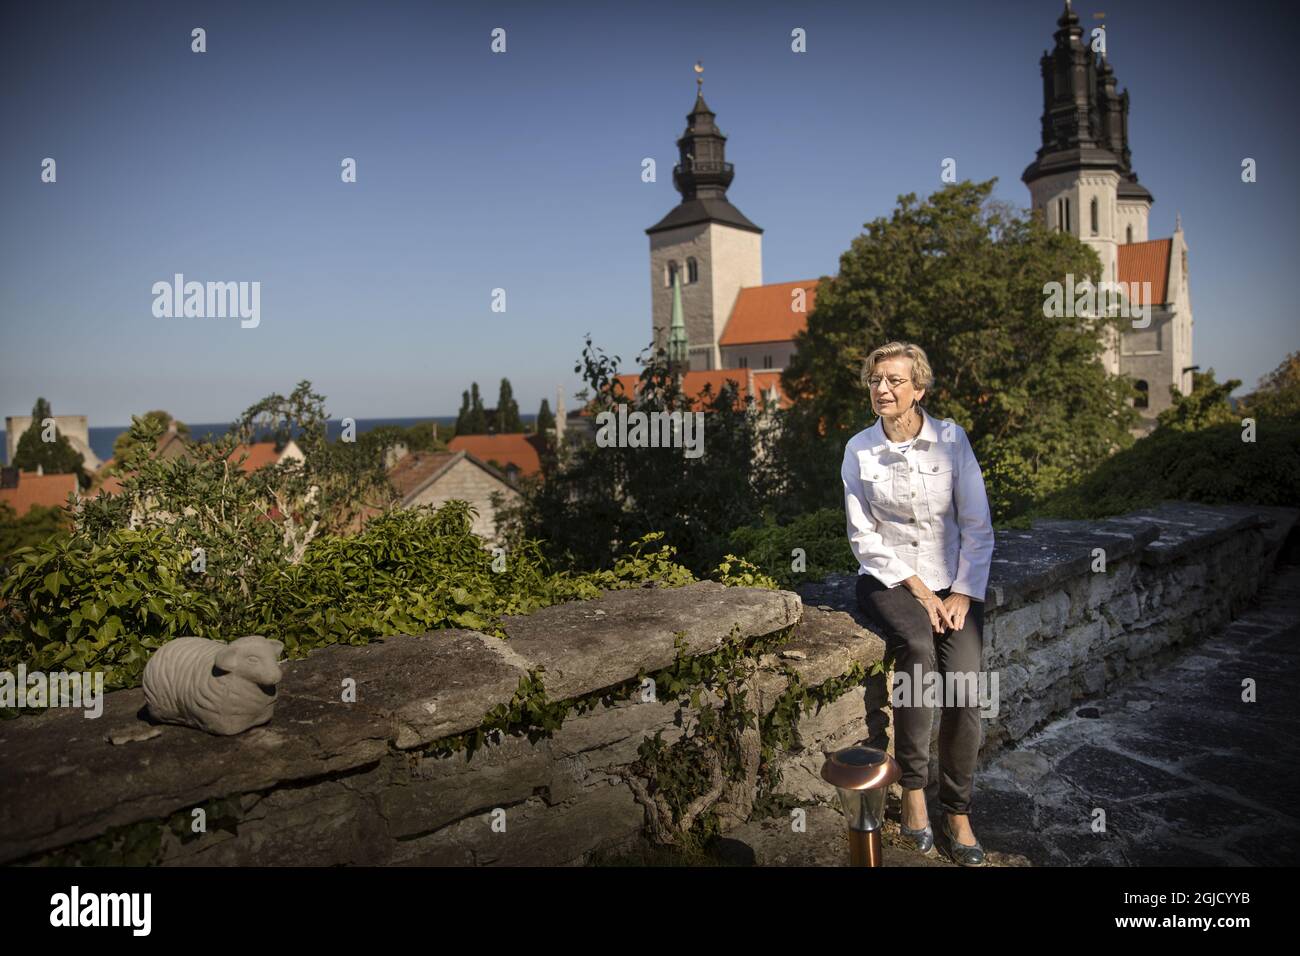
[[969, 563, 1300, 866]]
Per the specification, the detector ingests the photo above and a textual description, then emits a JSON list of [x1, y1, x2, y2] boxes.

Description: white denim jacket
[[841, 406, 995, 600]]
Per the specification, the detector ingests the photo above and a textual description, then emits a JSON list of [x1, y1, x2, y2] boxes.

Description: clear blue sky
[[1, 0, 1294, 426]]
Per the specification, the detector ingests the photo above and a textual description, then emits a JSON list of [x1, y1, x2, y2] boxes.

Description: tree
[[0, 501, 70, 564], [11, 398, 87, 487], [500, 337, 775, 573], [111, 410, 189, 463], [1243, 351, 1300, 420], [71, 382, 396, 630], [455, 390, 471, 435], [536, 398, 555, 436], [775, 179, 1138, 521], [468, 383, 489, 434], [1155, 369, 1240, 432], [496, 378, 523, 433]]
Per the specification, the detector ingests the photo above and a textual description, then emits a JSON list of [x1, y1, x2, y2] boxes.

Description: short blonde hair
[[861, 341, 934, 391]]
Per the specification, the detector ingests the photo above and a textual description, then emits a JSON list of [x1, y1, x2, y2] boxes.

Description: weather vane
[[694, 60, 704, 94]]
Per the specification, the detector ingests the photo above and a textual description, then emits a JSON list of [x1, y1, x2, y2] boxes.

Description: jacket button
[[911, 541, 918, 547], [908, 517, 916, 523]]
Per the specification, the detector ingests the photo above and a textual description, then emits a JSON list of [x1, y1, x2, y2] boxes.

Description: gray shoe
[[898, 819, 935, 854], [943, 816, 986, 866]]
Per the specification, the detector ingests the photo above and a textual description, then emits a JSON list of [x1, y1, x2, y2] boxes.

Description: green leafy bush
[[0, 503, 730, 694], [1, 527, 223, 689], [727, 509, 854, 588], [1028, 418, 1300, 520]]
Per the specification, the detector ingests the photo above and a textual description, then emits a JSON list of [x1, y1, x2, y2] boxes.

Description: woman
[[840, 341, 995, 866]]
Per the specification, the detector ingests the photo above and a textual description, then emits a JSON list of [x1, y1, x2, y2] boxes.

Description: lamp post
[[821, 746, 901, 867]]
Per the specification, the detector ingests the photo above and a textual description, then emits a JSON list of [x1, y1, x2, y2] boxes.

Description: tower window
[[687, 257, 698, 283], [763, 355, 773, 369], [1065, 197, 1071, 233], [1134, 380, 1149, 409], [738, 356, 748, 369], [1090, 197, 1099, 235], [666, 260, 679, 287], [1126, 225, 1133, 244]]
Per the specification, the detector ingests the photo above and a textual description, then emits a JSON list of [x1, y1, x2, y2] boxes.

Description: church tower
[[1023, 0, 1155, 375], [1024, 2, 1192, 427], [647, 73, 762, 371]]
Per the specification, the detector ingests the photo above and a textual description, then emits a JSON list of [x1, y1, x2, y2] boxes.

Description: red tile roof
[[448, 433, 546, 478], [228, 442, 283, 473], [718, 279, 822, 346], [613, 369, 790, 411], [1117, 239, 1171, 306], [0, 471, 79, 517]]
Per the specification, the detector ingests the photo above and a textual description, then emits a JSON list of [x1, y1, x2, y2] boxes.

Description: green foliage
[[495, 378, 523, 433], [1243, 351, 1300, 420], [0, 502, 70, 563], [1155, 369, 1240, 432], [726, 509, 854, 588], [12, 397, 87, 487], [455, 383, 491, 435], [112, 410, 189, 461], [0, 500, 706, 693], [0, 527, 223, 690], [364, 420, 446, 455], [535, 397, 555, 435], [1028, 418, 1300, 520], [773, 180, 1138, 522], [503, 336, 777, 574]]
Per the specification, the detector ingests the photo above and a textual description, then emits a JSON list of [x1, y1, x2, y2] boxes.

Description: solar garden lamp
[[820, 746, 901, 867]]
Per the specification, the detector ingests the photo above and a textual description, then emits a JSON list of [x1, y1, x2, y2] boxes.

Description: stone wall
[[797, 502, 1298, 798], [0, 502, 1293, 866]]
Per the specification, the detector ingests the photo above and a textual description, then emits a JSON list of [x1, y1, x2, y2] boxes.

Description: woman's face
[[867, 356, 925, 419]]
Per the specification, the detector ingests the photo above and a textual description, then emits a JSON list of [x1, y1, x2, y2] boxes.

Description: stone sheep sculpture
[[143, 635, 284, 735]]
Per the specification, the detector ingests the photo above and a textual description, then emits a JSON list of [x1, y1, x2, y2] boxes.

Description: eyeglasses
[[866, 375, 911, 392]]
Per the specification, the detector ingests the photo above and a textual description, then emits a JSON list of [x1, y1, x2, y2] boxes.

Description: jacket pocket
[[918, 458, 954, 496], [859, 462, 899, 508]]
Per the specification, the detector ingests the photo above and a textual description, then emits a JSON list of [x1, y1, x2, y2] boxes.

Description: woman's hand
[[903, 576, 956, 634], [942, 592, 972, 632]]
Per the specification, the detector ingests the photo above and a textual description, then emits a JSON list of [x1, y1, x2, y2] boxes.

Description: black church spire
[[1023, 1, 1146, 193], [647, 79, 761, 236]]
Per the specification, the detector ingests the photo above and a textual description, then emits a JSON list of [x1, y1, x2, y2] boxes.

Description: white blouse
[[840, 407, 995, 600]]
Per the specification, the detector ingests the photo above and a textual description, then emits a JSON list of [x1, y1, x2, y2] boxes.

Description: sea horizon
[[1, 414, 537, 467]]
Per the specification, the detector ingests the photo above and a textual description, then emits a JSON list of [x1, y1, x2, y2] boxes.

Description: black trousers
[[856, 573, 986, 816]]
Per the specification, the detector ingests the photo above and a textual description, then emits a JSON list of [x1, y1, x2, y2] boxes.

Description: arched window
[[1134, 380, 1149, 409], [666, 260, 679, 287], [1126, 225, 1133, 244], [687, 257, 698, 283], [1090, 197, 1099, 235]]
